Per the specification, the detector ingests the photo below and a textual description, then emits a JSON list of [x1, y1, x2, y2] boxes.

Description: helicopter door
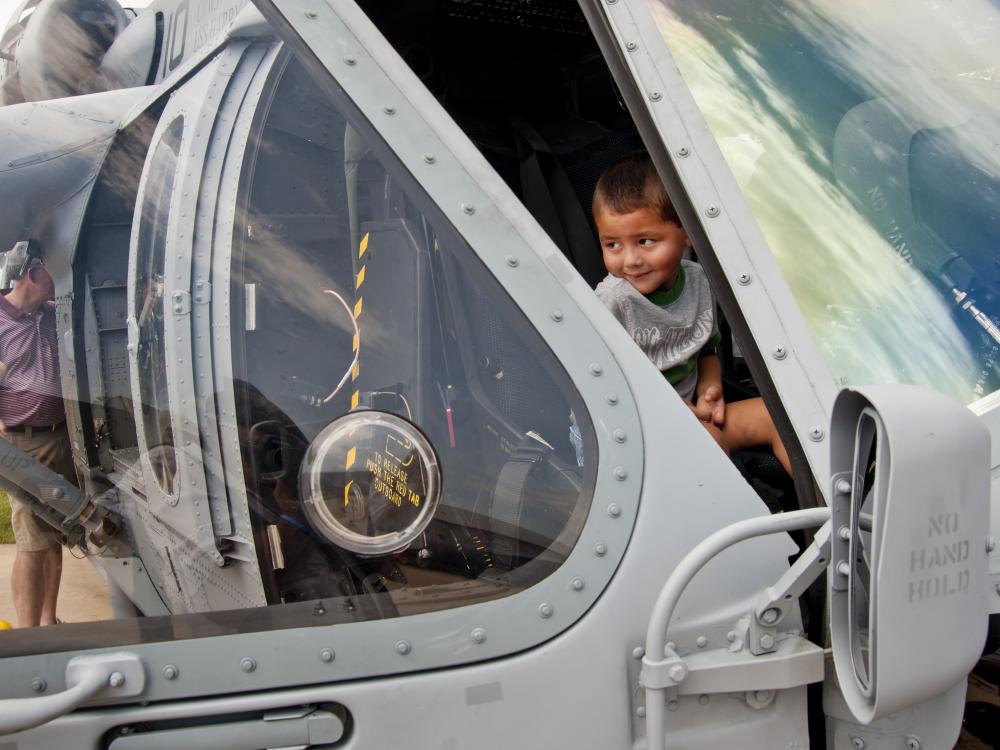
[[125, 44, 268, 612]]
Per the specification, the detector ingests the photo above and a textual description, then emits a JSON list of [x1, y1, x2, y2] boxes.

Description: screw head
[[395, 640, 412, 655], [570, 577, 585, 591], [835, 478, 852, 495], [422, 153, 436, 164], [772, 345, 787, 360], [162, 665, 179, 680], [759, 633, 775, 650], [470, 628, 487, 644], [538, 602, 554, 619], [462, 203, 475, 215], [904, 737, 921, 750], [607, 503, 622, 518], [761, 607, 780, 624], [304, 9, 317, 18], [738, 272, 752, 285], [809, 427, 825, 442], [613, 466, 628, 481], [383, 105, 396, 115], [705, 205, 720, 218], [677, 146, 690, 158], [594, 543, 607, 557], [698, 694, 710, 705], [850, 737, 866, 750], [605, 392, 619, 405], [649, 91, 662, 102], [838, 525, 851, 541], [30, 678, 46, 693], [344, 56, 356, 66], [240, 657, 257, 673], [668, 664, 688, 682], [613, 429, 627, 443], [589, 363, 603, 376], [108, 672, 125, 688], [505, 256, 519, 268], [319, 648, 335, 663], [625, 41, 637, 50], [550, 309, 564, 322]]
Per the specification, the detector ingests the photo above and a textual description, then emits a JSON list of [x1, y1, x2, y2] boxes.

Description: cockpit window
[[650, 0, 1000, 404], [135, 116, 182, 494], [230, 54, 596, 617]]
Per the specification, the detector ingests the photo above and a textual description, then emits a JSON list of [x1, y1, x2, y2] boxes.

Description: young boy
[[593, 154, 790, 474]]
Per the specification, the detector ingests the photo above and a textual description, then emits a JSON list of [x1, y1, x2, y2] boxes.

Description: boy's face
[[595, 206, 690, 296]]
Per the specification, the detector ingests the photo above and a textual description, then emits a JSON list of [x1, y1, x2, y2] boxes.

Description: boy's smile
[[595, 206, 691, 296]]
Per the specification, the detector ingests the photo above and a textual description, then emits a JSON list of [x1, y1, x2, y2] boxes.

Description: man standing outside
[[0, 240, 73, 627]]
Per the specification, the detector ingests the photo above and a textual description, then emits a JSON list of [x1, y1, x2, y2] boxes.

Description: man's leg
[[11, 547, 49, 628], [40, 544, 62, 625]]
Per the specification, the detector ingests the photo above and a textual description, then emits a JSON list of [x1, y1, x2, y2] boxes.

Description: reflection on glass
[[651, 0, 1000, 403], [230, 54, 595, 618], [135, 117, 182, 495]]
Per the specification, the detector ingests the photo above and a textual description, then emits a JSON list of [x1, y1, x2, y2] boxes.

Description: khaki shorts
[[6, 425, 76, 552]]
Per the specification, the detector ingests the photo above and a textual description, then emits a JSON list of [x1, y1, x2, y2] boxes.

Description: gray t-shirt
[[595, 259, 719, 401]]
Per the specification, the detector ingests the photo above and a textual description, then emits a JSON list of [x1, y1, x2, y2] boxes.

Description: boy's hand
[[694, 385, 726, 428]]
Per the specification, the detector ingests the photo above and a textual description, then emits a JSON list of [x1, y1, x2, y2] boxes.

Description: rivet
[[344, 56, 356, 66], [613, 466, 628, 481], [423, 153, 436, 164], [607, 503, 622, 518], [240, 657, 256, 673], [304, 9, 317, 18], [108, 672, 125, 688], [319, 648, 335, 663], [570, 577, 585, 591], [696, 635, 707, 648], [505, 256, 519, 267], [904, 737, 921, 750], [162, 665, 179, 680], [538, 602, 554, 619], [838, 526, 851, 541], [737, 272, 752, 285], [632, 647, 645, 659], [594, 543, 607, 557], [605, 392, 619, 405], [649, 91, 662, 102], [705, 205, 720, 218], [987, 536, 996, 553], [850, 737, 866, 750], [625, 41, 637, 50], [383, 105, 396, 115], [395, 640, 412, 655], [677, 146, 690, 158], [772, 346, 787, 360], [470, 628, 487, 644], [462, 203, 475, 215], [613, 429, 627, 443], [636, 705, 646, 717], [835, 478, 852, 495], [667, 700, 679, 712], [669, 664, 687, 682], [550, 309, 564, 322], [698, 694, 710, 705], [809, 427, 825, 442], [30, 678, 46, 693]]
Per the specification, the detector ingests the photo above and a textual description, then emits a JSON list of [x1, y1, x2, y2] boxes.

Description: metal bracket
[[749, 521, 833, 654], [171, 290, 191, 316], [193, 280, 212, 305]]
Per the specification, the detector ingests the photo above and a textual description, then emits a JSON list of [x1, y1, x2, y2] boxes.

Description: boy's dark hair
[[592, 153, 681, 226]]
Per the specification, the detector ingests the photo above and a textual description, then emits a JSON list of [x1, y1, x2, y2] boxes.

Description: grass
[[0, 491, 13, 544]]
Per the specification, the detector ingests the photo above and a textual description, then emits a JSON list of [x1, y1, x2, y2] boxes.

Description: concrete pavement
[[0, 544, 112, 626]]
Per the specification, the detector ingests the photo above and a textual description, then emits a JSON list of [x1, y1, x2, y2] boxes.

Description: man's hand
[[0, 419, 9, 439], [694, 385, 726, 428]]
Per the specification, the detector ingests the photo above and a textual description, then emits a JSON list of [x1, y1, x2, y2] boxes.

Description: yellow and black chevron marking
[[351, 232, 368, 411]]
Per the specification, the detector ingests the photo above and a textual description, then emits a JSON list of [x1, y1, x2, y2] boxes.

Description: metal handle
[[0, 652, 145, 736]]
